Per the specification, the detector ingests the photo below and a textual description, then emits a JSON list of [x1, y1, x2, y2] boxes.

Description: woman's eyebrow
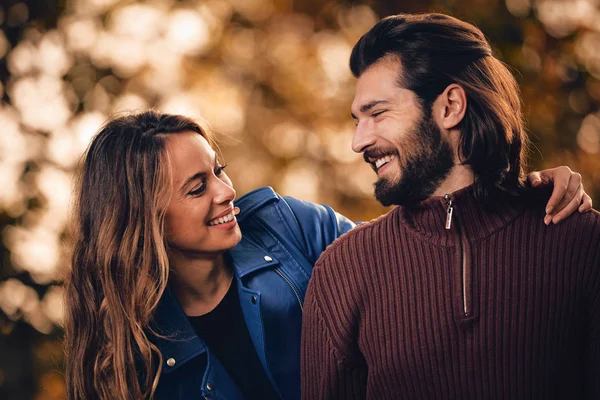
[[181, 171, 206, 193]]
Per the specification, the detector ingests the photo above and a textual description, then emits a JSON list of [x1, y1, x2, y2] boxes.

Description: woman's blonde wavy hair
[[64, 110, 215, 399]]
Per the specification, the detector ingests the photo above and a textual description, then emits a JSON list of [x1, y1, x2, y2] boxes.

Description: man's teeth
[[208, 211, 236, 226], [375, 155, 394, 169]]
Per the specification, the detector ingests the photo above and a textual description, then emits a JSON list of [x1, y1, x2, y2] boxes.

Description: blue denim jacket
[[149, 187, 355, 400]]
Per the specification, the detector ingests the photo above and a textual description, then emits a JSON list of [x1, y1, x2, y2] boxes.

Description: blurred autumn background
[[0, 0, 599, 398]]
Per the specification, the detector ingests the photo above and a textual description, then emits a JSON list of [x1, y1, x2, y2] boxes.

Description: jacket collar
[[396, 184, 526, 246], [234, 186, 279, 223], [229, 186, 281, 277], [149, 286, 206, 374], [228, 235, 281, 278]]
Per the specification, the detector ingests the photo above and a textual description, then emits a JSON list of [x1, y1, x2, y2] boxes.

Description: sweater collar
[[396, 184, 526, 246]]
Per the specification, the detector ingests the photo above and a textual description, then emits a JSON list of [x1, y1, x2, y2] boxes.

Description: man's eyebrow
[[351, 100, 390, 119]]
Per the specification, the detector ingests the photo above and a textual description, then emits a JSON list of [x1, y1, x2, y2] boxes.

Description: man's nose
[[352, 121, 376, 153]]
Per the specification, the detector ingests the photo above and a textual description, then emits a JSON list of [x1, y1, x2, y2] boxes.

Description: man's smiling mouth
[[364, 149, 399, 173], [374, 155, 395, 170]]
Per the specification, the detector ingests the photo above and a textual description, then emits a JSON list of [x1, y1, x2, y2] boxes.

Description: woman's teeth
[[375, 155, 394, 169], [208, 211, 236, 226]]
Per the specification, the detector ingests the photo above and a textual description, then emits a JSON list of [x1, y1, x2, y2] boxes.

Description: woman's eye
[[216, 164, 227, 175], [188, 184, 206, 196], [187, 165, 227, 196]]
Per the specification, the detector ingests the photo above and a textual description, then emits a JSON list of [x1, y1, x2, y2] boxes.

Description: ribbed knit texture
[[301, 185, 600, 400]]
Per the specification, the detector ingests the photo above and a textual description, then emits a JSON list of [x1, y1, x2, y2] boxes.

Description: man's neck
[[432, 164, 475, 197], [168, 251, 233, 316]]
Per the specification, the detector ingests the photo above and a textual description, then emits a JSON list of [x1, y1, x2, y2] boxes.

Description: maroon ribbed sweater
[[301, 186, 600, 400]]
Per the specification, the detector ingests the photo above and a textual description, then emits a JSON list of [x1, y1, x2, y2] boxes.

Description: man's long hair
[[64, 110, 216, 399], [350, 13, 529, 199]]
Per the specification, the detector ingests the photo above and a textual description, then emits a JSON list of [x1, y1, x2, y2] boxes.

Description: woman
[[64, 110, 590, 400]]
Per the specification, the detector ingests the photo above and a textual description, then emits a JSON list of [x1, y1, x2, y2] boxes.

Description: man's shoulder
[[518, 190, 600, 229], [554, 207, 600, 234], [566, 207, 600, 224], [521, 203, 600, 229], [315, 208, 398, 267], [517, 205, 600, 256]]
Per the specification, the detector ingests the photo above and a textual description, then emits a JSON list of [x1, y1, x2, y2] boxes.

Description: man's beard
[[372, 112, 454, 207]]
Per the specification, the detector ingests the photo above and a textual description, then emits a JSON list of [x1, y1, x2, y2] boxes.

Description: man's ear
[[433, 84, 467, 130]]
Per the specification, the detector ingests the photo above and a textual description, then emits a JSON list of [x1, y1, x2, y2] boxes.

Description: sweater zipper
[[445, 194, 471, 317], [274, 268, 304, 313]]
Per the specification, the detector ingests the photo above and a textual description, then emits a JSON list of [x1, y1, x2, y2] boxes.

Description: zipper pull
[[444, 194, 453, 230]]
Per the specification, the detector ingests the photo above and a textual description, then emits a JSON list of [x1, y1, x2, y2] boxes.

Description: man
[[301, 13, 600, 399]]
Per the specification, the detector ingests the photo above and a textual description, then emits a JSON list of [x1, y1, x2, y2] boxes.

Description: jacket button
[[251, 296, 257, 304], [263, 255, 272, 262], [206, 383, 214, 391], [166, 358, 176, 367]]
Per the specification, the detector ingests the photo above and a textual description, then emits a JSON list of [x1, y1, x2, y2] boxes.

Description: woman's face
[[164, 131, 242, 257]]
